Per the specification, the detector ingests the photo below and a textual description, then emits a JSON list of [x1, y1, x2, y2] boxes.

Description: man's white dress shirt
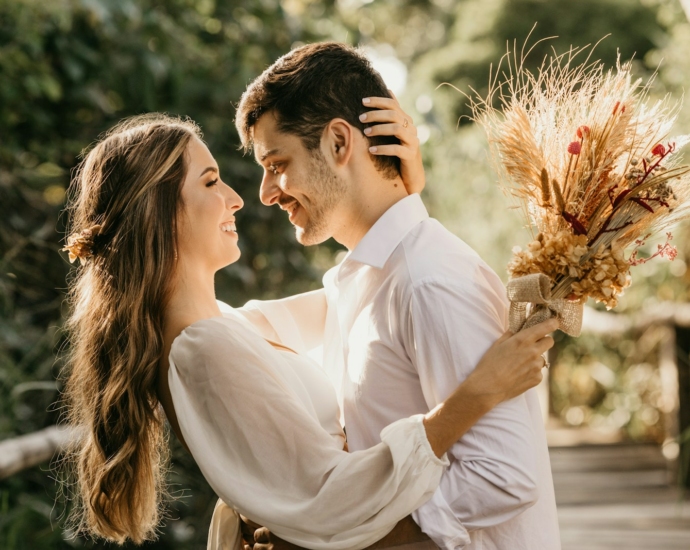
[[244, 194, 560, 550]]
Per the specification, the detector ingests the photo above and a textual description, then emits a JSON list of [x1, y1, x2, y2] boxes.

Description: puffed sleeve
[[168, 317, 448, 550], [238, 289, 327, 354]]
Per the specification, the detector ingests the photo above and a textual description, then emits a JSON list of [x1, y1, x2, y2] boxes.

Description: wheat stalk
[[471, 44, 690, 310]]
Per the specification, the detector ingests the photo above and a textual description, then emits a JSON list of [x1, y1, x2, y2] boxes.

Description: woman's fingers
[[362, 95, 425, 195], [364, 122, 416, 141], [362, 96, 399, 110], [518, 318, 560, 344], [535, 335, 555, 356], [360, 100, 417, 143], [495, 330, 514, 344], [360, 109, 409, 126], [368, 144, 413, 158], [361, 114, 417, 146]]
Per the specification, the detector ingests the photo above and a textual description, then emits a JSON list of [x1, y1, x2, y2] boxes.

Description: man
[[234, 42, 560, 550]]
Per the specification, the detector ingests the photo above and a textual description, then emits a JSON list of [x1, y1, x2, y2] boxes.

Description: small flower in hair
[[63, 224, 102, 264]]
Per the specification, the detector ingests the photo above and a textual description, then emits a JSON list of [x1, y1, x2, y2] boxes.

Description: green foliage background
[[1, 0, 689, 548]]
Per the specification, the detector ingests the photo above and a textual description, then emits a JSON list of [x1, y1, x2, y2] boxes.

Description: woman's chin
[[221, 249, 242, 268]]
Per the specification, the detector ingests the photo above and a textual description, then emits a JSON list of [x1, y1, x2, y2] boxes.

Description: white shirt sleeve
[[168, 316, 448, 550], [406, 275, 540, 550], [237, 289, 327, 354]]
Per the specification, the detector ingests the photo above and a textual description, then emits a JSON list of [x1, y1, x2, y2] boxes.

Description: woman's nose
[[226, 184, 244, 211], [259, 171, 281, 206]]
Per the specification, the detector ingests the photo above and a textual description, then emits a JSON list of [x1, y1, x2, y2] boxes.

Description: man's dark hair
[[235, 42, 401, 180]]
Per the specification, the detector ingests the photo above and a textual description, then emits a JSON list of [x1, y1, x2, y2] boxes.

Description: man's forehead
[[252, 116, 293, 161], [255, 146, 283, 162], [251, 116, 272, 149]]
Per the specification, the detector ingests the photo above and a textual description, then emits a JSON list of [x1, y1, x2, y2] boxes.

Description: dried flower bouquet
[[472, 46, 690, 336]]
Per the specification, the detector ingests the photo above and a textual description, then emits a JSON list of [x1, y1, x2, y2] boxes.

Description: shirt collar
[[346, 193, 429, 269]]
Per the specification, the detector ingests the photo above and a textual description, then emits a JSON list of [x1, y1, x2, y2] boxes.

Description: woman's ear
[[322, 119, 354, 168]]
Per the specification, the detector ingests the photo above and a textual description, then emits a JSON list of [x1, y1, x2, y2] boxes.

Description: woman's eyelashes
[[206, 178, 218, 188]]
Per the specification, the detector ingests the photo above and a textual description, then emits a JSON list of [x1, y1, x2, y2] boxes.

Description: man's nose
[[259, 172, 281, 206]]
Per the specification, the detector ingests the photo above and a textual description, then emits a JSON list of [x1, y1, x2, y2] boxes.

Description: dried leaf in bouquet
[[471, 43, 690, 336]]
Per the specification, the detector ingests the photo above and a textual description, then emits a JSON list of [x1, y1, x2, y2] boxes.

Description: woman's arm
[[245, 319, 557, 550], [170, 317, 448, 550], [422, 319, 556, 458]]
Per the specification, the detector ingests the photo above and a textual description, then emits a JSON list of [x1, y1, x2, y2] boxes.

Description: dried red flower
[[629, 232, 676, 266], [660, 243, 678, 261], [567, 141, 582, 155], [576, 126, 590, 139], [651, 143, 666, 156], [613, 101, 621, 115]]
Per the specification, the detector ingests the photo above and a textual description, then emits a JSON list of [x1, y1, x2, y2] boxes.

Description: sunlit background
[[1, 0, 690, 548]]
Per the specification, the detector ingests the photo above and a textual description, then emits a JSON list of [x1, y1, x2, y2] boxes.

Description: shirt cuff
[[412, 486, 471, 550]]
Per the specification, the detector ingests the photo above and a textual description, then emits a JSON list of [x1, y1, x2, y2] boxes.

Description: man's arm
[[406, 276, 540, 548]]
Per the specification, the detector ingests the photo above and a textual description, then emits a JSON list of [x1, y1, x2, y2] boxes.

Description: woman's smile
[[220, 220, 237, 235]]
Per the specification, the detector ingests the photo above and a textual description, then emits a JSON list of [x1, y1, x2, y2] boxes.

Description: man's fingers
[[253, 544, 272, 550], [254, 527, 271, 544]]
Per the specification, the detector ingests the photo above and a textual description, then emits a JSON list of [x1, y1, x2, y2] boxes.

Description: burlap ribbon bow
[[506, 273, 583, 337]]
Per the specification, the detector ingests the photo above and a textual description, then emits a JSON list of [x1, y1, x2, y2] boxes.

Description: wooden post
[[676, 325, 690, 488]]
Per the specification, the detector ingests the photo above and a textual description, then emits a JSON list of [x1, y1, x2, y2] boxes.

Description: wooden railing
[[564, 302, 690, 487], [0, 425, 75, 479]]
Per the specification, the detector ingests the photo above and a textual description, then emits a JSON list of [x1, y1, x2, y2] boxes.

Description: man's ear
[[322, 119, 355, 168]]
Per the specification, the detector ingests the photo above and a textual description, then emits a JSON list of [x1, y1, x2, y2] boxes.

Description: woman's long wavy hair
[[62, 114, 201, 544]]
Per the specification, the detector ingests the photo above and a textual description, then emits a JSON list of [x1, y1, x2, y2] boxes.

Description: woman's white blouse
[[168, 312, 448, 550]]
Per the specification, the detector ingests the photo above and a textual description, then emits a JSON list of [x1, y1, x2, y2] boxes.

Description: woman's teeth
[[220, 222, 236, 233]]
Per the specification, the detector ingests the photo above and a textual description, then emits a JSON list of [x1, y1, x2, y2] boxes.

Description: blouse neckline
[[170, 315, 299, 361]]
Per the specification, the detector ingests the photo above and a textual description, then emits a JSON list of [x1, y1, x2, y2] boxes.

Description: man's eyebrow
[[198, 166, 218, 178], [259, 148, 281, 162]]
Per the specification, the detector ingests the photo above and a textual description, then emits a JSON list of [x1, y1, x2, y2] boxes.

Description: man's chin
[[295, 225, 330, 246]]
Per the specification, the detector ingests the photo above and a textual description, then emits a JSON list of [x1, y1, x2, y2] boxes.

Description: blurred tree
[[0, 0, 346, 548], [337, 0, 690, 443]]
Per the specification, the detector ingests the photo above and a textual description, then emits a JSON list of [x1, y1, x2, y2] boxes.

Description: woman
[[62, 112, 556, 548]]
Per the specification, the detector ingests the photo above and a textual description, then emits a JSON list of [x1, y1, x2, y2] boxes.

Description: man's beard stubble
[[293, 149, 347, 246]]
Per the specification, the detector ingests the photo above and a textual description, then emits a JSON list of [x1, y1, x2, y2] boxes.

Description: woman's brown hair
[[62, 113, 200, 544]]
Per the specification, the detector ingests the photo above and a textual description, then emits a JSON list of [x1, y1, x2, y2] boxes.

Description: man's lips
[[280, 201, 302, 224]]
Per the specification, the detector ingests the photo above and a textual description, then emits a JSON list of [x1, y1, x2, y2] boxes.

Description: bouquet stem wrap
[[506, 273, 583, 336]]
